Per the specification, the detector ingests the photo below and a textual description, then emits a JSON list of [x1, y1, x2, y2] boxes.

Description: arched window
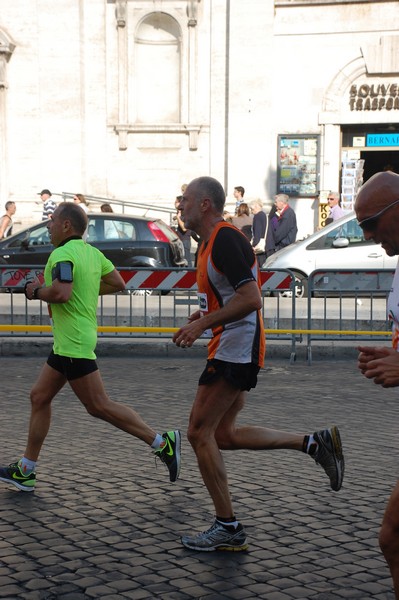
[[135, 13, 181, 123]]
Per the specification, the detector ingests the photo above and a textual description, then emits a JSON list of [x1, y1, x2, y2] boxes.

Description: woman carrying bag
[[250, 199, 267, 267]]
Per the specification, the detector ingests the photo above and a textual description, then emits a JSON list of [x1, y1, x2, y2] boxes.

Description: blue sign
[[367, 133, 399, 147]]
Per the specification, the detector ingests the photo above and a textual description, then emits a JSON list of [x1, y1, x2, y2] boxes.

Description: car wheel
[[277, 272, 308, 299]]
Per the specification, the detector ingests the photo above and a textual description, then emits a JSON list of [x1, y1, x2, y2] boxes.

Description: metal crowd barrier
[[306, 268, 393, 364], [1, 265, 393, 363], [0, 265, 298, 360]]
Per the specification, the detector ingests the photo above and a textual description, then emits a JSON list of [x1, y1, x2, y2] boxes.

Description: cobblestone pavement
[[0, 352, 397, 599]]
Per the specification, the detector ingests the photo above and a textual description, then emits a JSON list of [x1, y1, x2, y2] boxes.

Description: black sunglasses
[[358, 199, 399, 230]]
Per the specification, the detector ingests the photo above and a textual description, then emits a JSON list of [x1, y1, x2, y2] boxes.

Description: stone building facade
[[0, 0, 399, 237]]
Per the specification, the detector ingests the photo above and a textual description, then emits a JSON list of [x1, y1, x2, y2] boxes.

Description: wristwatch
[[32, 287, 41, 299]]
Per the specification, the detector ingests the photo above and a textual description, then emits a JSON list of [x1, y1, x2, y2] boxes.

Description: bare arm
[[25, 268, 125, 301], [173, 281, 262, 347], [0, 215, 11, 239], [25, 278, 72, 303], [99, 269, 126, 295]]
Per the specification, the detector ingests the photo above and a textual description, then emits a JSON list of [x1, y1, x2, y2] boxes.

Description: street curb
[[0, 337, 369, 361]]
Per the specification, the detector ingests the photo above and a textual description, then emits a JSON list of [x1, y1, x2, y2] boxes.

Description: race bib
[[197, 292, 212, 338]]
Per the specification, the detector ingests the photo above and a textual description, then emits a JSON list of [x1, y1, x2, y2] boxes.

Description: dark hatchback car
[[0, 213, 187, 268]]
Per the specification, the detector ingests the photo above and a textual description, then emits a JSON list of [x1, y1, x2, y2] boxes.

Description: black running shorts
[[198, 358, 260, 391], [47, 350, 98, 381]]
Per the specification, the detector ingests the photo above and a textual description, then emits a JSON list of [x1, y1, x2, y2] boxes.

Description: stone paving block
[[0, 585, 33, 599]]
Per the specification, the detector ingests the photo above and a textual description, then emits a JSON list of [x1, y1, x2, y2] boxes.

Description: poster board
[[277, 135, 319, 197]]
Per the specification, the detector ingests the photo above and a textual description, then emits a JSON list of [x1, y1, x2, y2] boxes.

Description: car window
[[87, 217, 136, 242], [307, 218, 372, 250], [8, 224, 50, 248]]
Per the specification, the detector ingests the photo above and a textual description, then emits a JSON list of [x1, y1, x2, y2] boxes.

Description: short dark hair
[[234, 186, 245, 197], [5, 201, 15, 211], [57, 203, 87, 235]]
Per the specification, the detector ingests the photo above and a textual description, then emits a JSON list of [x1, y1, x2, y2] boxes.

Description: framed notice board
[[277, 135, 319, 197]]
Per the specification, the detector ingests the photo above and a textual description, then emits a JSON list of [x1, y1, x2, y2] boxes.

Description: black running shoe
[[312, 426, 344, 491], [154, 430, 181, 482], [0, 460, 36, 492]]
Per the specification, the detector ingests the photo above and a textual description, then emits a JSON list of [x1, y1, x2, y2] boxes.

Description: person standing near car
[[73, 193, 89, 239], [173, 175, 344, 552], [250, 199, 267, 267], [38, 189, 57, 221], [0, 202, 181, 493], [0, 201, 16, 239], [273, 194, 298, 251], [173, 195, 192, 267], [73, 193, 89, 214], [356, 170, 399, 598], [233, 185, 245, 214], [326, 192, 345, 224]]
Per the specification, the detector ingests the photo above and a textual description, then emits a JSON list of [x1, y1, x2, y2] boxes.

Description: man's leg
[[187, 378, 243, 519], [69, 370, 158, 445], [213, 388, 344, 492], [24, 362, 67, 461], [188, 379, 305, 519], [0, 362, 66, 491], [215, 392, 304, 451], [69, 369, 181, 482], [379, 481, 399, 598]]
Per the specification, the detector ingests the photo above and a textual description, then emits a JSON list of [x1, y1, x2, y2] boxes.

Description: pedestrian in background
[[250, 199, 267, 266], [38, 189, 56, 221], [0, 201, 16, 239], [265, 202, 278, 257], [225, 202, 253, 241], [233, 185, 245, 214], [325, 192, 345, 224], [0, 203, 181, 493], [273, 193, 298, 250], [173, 176, 344, 552], [173, 195, 192, 266], [73, 193, 89, 213], [356, 170, 399, 599], [101, 203, 114, 213]]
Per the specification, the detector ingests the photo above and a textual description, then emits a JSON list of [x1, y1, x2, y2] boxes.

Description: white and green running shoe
[[0, 460, 36, 492], [154, 430, 181, 482]]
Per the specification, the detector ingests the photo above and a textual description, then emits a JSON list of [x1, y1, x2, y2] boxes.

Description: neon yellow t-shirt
[[44, 239, 114, 358]]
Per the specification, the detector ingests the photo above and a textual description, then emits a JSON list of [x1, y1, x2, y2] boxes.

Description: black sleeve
[[252, 212, 266, 246], [274, 210, 297, 245], [211, 228, 256, 290]]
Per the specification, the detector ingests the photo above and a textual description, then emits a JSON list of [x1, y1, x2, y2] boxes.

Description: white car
[[264, 211, 398, 296]]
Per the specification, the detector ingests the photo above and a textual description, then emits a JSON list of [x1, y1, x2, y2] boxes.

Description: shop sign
[[366, 134, 399, 147], [349, 84, 399, 111]]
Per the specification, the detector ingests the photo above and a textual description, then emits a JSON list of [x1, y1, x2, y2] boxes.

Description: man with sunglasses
[[356, 170, 399, 598], [325, 192, 345, 225]]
